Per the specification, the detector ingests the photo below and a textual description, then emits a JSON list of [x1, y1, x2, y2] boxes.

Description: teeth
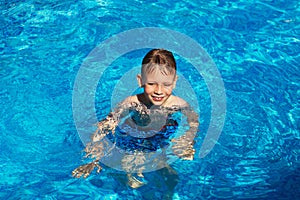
[[153, 97, 163, 101]]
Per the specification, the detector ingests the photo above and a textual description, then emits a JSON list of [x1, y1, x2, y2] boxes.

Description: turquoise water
[[1, 0, 299, 199]]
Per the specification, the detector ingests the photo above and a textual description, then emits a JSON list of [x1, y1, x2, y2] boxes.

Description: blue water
[[1, 0, 299, 199]]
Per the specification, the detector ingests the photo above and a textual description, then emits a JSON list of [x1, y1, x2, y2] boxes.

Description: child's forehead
[[142, 69, 176, 81]]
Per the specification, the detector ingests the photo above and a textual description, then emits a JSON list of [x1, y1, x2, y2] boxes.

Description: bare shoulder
[[167, 95, 189, 107], [121, 95, 139, 104], [113, 95, 140, 112]]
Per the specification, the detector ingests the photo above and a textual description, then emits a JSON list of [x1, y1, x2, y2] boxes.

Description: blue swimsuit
[[107, 109, 180, 153]]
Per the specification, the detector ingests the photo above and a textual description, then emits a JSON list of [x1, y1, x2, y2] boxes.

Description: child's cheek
[[165, 88, 173, 95], [144, 86, 152, 94]]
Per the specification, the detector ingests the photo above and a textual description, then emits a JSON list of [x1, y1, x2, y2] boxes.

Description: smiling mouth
[[152, 96, 164, 101]]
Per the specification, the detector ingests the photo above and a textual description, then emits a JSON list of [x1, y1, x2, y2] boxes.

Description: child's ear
[[173, 75, 178, 88], [136, 74, 143, 87]]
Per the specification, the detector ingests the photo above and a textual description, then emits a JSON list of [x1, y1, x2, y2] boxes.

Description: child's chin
[[151, 100, 164, 106]]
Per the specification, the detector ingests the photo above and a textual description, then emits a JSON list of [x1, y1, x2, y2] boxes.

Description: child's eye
[[164, 83, 172, 87]]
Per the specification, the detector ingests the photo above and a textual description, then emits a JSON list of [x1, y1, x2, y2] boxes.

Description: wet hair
[[141, 49, 176, 76]]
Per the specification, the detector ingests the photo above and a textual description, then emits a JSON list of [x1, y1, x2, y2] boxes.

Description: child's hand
[[171, 135, 195, 160], [72, 162, 102, 178]]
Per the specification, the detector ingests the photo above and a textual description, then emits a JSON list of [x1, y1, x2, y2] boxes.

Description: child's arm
[[72, 99, 133, 178], [171, 104, 199, 160], [72, 116, 118, 178]]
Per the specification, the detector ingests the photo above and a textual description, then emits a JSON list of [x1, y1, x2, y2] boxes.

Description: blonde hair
[[141, 49, 176, 76]]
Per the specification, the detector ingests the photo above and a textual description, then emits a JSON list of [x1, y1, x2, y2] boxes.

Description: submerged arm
[[72, 100, 134, 178], [171, 105, 199, 160]]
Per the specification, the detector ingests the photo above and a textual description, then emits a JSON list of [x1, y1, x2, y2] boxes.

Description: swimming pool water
[[1, 0, 299, 199]]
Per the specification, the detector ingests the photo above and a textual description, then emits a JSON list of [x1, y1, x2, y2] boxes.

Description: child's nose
[[155, 84, 163, 94]]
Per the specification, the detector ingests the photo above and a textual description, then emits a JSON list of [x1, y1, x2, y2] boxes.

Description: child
[[72, 49, 199, 188]]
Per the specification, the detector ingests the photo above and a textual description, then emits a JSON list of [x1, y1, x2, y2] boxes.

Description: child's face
[[137, 69, 177, 106]]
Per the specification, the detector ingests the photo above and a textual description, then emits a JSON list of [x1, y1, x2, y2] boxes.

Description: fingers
[[95, 163, 102, 173], [72, 163, 97, 179], [72, 168, 84, 178], [72, 167, 86, 178], [83, 172, 90, 178], [181, 148, 195, 160], [71, 169, 78, 177], [172, 144, 195, 160]]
